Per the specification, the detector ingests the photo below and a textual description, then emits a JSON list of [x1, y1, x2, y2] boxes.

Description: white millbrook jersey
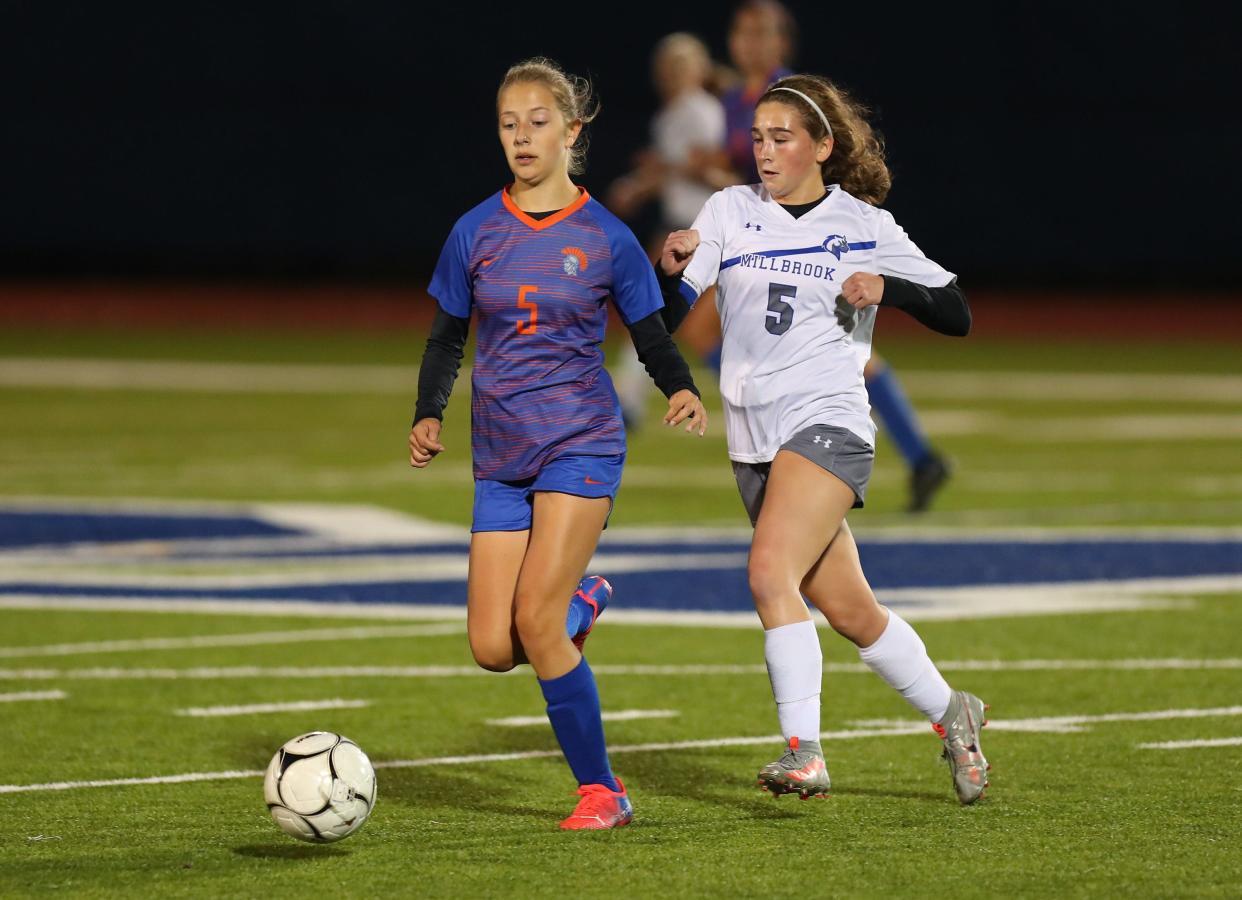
[[680, 184, 955, 462]]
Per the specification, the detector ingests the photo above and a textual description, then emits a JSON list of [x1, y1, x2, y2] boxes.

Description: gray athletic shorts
[[732, 425, 875, 526]]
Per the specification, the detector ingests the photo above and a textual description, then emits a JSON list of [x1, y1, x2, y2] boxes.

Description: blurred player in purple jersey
[[410, 58, 707, 831], [720, 0, 795, 182]]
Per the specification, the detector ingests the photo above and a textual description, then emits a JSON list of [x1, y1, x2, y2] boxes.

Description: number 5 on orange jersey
[[517, 285, 539, 334]]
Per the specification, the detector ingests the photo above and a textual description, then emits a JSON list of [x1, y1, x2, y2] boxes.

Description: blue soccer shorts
[[471, 453, 625, 533]]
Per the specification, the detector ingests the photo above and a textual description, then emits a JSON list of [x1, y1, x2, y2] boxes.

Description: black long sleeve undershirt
[[413, 308, 470, 423], [879, 275, 972, 337], [413, 306, 699, 425], [655, 264, 695, 334], [626, 311, 699, 399]]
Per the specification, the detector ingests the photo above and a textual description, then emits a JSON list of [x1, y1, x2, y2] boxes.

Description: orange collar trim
[[502, 185, 590, 231]]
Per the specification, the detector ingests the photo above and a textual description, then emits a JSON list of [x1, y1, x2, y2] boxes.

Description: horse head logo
[[822, 234, 851, 260]]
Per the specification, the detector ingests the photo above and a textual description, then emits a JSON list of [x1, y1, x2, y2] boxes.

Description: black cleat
[[908, 452, 951, 513]]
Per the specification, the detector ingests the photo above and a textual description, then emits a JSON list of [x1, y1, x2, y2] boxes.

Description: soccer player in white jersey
[[656, 73, 990, 804]]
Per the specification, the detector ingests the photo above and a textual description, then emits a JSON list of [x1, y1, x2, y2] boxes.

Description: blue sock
[[703, 342, 722, 374], [866, 363, 931, 467], [539, 657, 620, 791]]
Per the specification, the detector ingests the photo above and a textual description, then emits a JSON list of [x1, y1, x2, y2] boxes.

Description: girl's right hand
[[660, 229, 700, 276], [409, 418, 445, 468], [664, 389, 709, 436]]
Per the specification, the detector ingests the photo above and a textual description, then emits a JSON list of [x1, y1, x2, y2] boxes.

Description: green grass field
[[1, 325, 1240, 897], [2, 327, 1240, 528]]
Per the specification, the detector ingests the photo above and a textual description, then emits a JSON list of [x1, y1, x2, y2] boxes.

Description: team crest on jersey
[[821, 234, 851, 260], [561, 247, 588, 276]]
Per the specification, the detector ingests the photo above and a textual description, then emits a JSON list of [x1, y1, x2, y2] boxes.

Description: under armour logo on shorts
[[812, 435, 833, 448]]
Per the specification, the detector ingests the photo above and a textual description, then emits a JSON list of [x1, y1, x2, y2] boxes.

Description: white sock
[[857, 610, 952, 722], [764, 620, 822, 742]]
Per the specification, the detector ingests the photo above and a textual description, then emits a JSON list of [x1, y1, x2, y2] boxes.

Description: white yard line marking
[[0, 595, 471, 621], [1025, 415, 1242, 442], [0, 770, 269, 794], [0, 359, 420, 394], [6, 361, 1239, 403], [1138, 737, 1242, 750], [911, 412, 1242, 440], [0, 690, 66, 703], [0, 664, 504, 680], [249, 502, 466, 544], [954, 471, 1242, 496], [174, 699, 370, 718], [0, 565, 475, 588], [2, 593, 1172, 628], [864, 500, 1242, 529], [0, 498, 466, 549], [0, 624, 462, 658], [904, 371, 1242, 404], [487, 709, 679, 727], [0, 725, 924, 794], [852, 705, 1242, 735], [6, 703, 1241, 794], [2, 658, 1240, 681], [0, 552, 751, 588], [1, 572, 1231, 628], [910, 658, 1242, 672]]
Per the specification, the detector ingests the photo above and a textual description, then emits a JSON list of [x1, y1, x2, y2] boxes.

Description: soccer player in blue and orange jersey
[[409, 58, 707, 831]]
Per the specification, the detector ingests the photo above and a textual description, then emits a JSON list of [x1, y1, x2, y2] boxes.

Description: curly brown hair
[[497, 58, 601, 176], [758, 74, 891, 206]]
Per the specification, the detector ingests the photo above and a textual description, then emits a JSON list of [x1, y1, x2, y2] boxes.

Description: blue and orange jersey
[[428, 186, 663, 481]]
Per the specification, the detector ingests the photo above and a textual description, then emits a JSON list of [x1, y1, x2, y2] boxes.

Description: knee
[[468, 633, 518, 673], [823, 605, 864, 641], [818, 594, 882, 644], [748, 548, 798, 615], [513, 592, 561, 649]]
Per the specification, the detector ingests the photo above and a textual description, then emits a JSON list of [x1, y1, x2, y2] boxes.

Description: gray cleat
[[934, 690, 990, 804], [756, 736, 831, 800]]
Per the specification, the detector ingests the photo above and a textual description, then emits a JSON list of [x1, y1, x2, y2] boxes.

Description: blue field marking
[[0, 537, 1234, 614], [2, 505, 1239, 615], [2, 545, 1239, 613], [855, 540, 1242, 589], [0, 510, 299, 548], [142, 538, 1241, 583]]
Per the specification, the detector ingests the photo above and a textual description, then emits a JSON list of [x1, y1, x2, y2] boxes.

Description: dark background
[[2, 2, 1238, 288]]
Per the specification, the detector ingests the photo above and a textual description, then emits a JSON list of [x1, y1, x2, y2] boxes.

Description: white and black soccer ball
[[264, 731, 376, 843]]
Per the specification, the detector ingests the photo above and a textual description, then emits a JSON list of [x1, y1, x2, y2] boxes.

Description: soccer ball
[[264, 731, 376, 843]]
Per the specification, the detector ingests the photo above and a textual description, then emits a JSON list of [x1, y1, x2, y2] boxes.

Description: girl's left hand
[[664, 389, 708, 436], [840, 272, 885, 309]]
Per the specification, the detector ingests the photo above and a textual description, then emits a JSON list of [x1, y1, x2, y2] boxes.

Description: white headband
[[770, 87, 833, 140]]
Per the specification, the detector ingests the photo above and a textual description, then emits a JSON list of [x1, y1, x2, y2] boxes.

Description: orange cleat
[[559, 779, 633, 831]]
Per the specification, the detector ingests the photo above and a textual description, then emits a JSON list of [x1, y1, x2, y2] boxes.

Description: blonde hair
[[497, 57, 600, 176], [759, 74, 892, 206], [653, 32, 712, 81]]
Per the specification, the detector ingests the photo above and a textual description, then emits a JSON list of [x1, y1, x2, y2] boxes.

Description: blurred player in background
[[410, 57, 707, 830], [607, 32, 734, 428], [657, 74, 990, 804], [720, 0, 794, 181], [714, 0, 954, 512]]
